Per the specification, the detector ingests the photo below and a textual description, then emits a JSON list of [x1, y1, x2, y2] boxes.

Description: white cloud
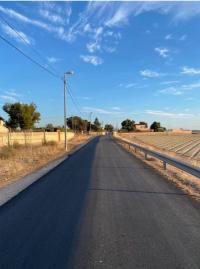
[[181, 66, 200, 76], [77, 96, 92, 100], [104, 46, 116, 53], [180, 34, 187, 41], [4, 90, 21, 98], [160, 80, 180, 85], [105, 6, 130, 27], [165, 34, 173, 40], [0, 5, 70, 42], [155, 47, 169, 58], [0, 94, 17, 102], [140, 69, 160, 78], [159, 81, 200, 95], [159, 87, 182, 96], [39, 9, 65, 24], [0, 89, 22, 103], [145, 110, 194, 119], [82, 106, 122, 115], [47, 57, 60, 64], [112, 107, 120, 110], [1, 24, 32, 45], [86, 42, 101, 53], [80, 55, 103, 66]]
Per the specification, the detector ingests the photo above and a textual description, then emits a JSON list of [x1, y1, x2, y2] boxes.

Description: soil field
[[119, 133, 200, 165]]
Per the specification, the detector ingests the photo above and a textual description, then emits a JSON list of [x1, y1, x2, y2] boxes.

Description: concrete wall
[[0, 131, 74, 147]]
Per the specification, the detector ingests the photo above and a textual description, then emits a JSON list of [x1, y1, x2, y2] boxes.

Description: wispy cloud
[[160, 80, 180, 85], [39, 9, 65, 24], [120, 83, 137, 88], [180, 34, 187, 41], [86, 42, 101, 53], [112, 106, 120, 110], [155, 47, 169, 58], [77, 96, 92, 100], [1, 24, 32, 45], [82, 106, 122, 115], [165, 34, 173, 40], [80, 55, 103, 66], [145, 110, 194, 119], [159, 87, 182, 96], [0, 89, 21, 103], [159, 81, 200, 95], [0, 95, 17, 102], [181, 66, 200, 76], [140, 69, 160, 78], [0, 5, 68, 42], [47, 57, 60, 64]]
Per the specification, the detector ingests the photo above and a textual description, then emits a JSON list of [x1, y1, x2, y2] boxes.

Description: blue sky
[[1, 1, 200, 129]]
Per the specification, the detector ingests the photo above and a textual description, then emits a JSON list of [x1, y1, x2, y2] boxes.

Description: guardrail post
[[163, 161, 167, 170]]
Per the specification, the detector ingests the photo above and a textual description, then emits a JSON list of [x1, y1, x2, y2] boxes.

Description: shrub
[[42, 140, 58, 147], [12, 141, 21, 149], [0, 146, 14, 159]]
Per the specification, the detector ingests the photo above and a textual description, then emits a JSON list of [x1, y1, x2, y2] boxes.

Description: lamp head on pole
[[65, 70, 74, 76]]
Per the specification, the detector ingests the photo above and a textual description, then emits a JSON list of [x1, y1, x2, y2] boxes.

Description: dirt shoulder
[[0, 134, 93, 189]]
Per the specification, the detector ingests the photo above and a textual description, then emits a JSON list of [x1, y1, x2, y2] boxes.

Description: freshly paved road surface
[[0, 136, 200, 269]]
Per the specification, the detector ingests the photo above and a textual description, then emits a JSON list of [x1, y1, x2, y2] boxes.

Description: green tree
[[121, 119, 135, 132], [67, 116, 87, 132], [104, 124, 114, 132], [150, 121, 165, 132], [3, 102, 40, 130], [93, 117, 101, 131], [46, 123, 54, 132]]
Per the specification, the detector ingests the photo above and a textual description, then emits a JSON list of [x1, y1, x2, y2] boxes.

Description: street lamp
[[64, 70, 74, 151]]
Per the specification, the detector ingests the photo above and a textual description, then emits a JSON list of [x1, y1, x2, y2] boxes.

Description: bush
[[12, 141, 21, 149], [42, 140, 58, 147], [0, 146, 14, 159]]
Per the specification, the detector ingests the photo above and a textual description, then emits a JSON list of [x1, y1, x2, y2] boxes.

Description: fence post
[[8, 130, 10, 147], [24, 131, 27, 146], [43, 130, 46, 144], [145, 152, 148, 160], [163, 161, 167, 170], [58, 130, 61, 142]]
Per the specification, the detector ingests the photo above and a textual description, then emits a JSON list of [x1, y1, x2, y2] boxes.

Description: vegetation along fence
[[0, 131, 75, 147]]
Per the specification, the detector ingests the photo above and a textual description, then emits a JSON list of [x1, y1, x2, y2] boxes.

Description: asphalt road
[[0, 136, 200, 269]]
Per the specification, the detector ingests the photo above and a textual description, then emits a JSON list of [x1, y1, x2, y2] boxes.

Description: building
[[135, 123, 150, 132], [0, 117, 8, 133]]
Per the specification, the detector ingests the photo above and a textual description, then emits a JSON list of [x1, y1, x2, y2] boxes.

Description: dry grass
[[117, 135, 200, 201], [0, 134, 91, 189]]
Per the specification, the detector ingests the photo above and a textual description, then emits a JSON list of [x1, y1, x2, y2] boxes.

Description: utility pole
[[63, 71, 74, 151], [89, 112, 92, 135]]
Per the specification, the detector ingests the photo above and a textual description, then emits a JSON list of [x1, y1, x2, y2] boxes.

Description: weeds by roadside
[[0, 134, 91, 188]]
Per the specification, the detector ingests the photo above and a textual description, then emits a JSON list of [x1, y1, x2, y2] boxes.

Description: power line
[[0, 14, 61, 77], [0, 33, 60, 79], [0, 28, 85, 118], [68, 87, 85, 118]]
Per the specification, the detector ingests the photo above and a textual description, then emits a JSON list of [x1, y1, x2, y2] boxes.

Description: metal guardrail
[[115, 137, 200, 179]]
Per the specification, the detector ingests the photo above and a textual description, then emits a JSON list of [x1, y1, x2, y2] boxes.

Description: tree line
[[1, 102, 165, 132], [121, 119, 166, 132]]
